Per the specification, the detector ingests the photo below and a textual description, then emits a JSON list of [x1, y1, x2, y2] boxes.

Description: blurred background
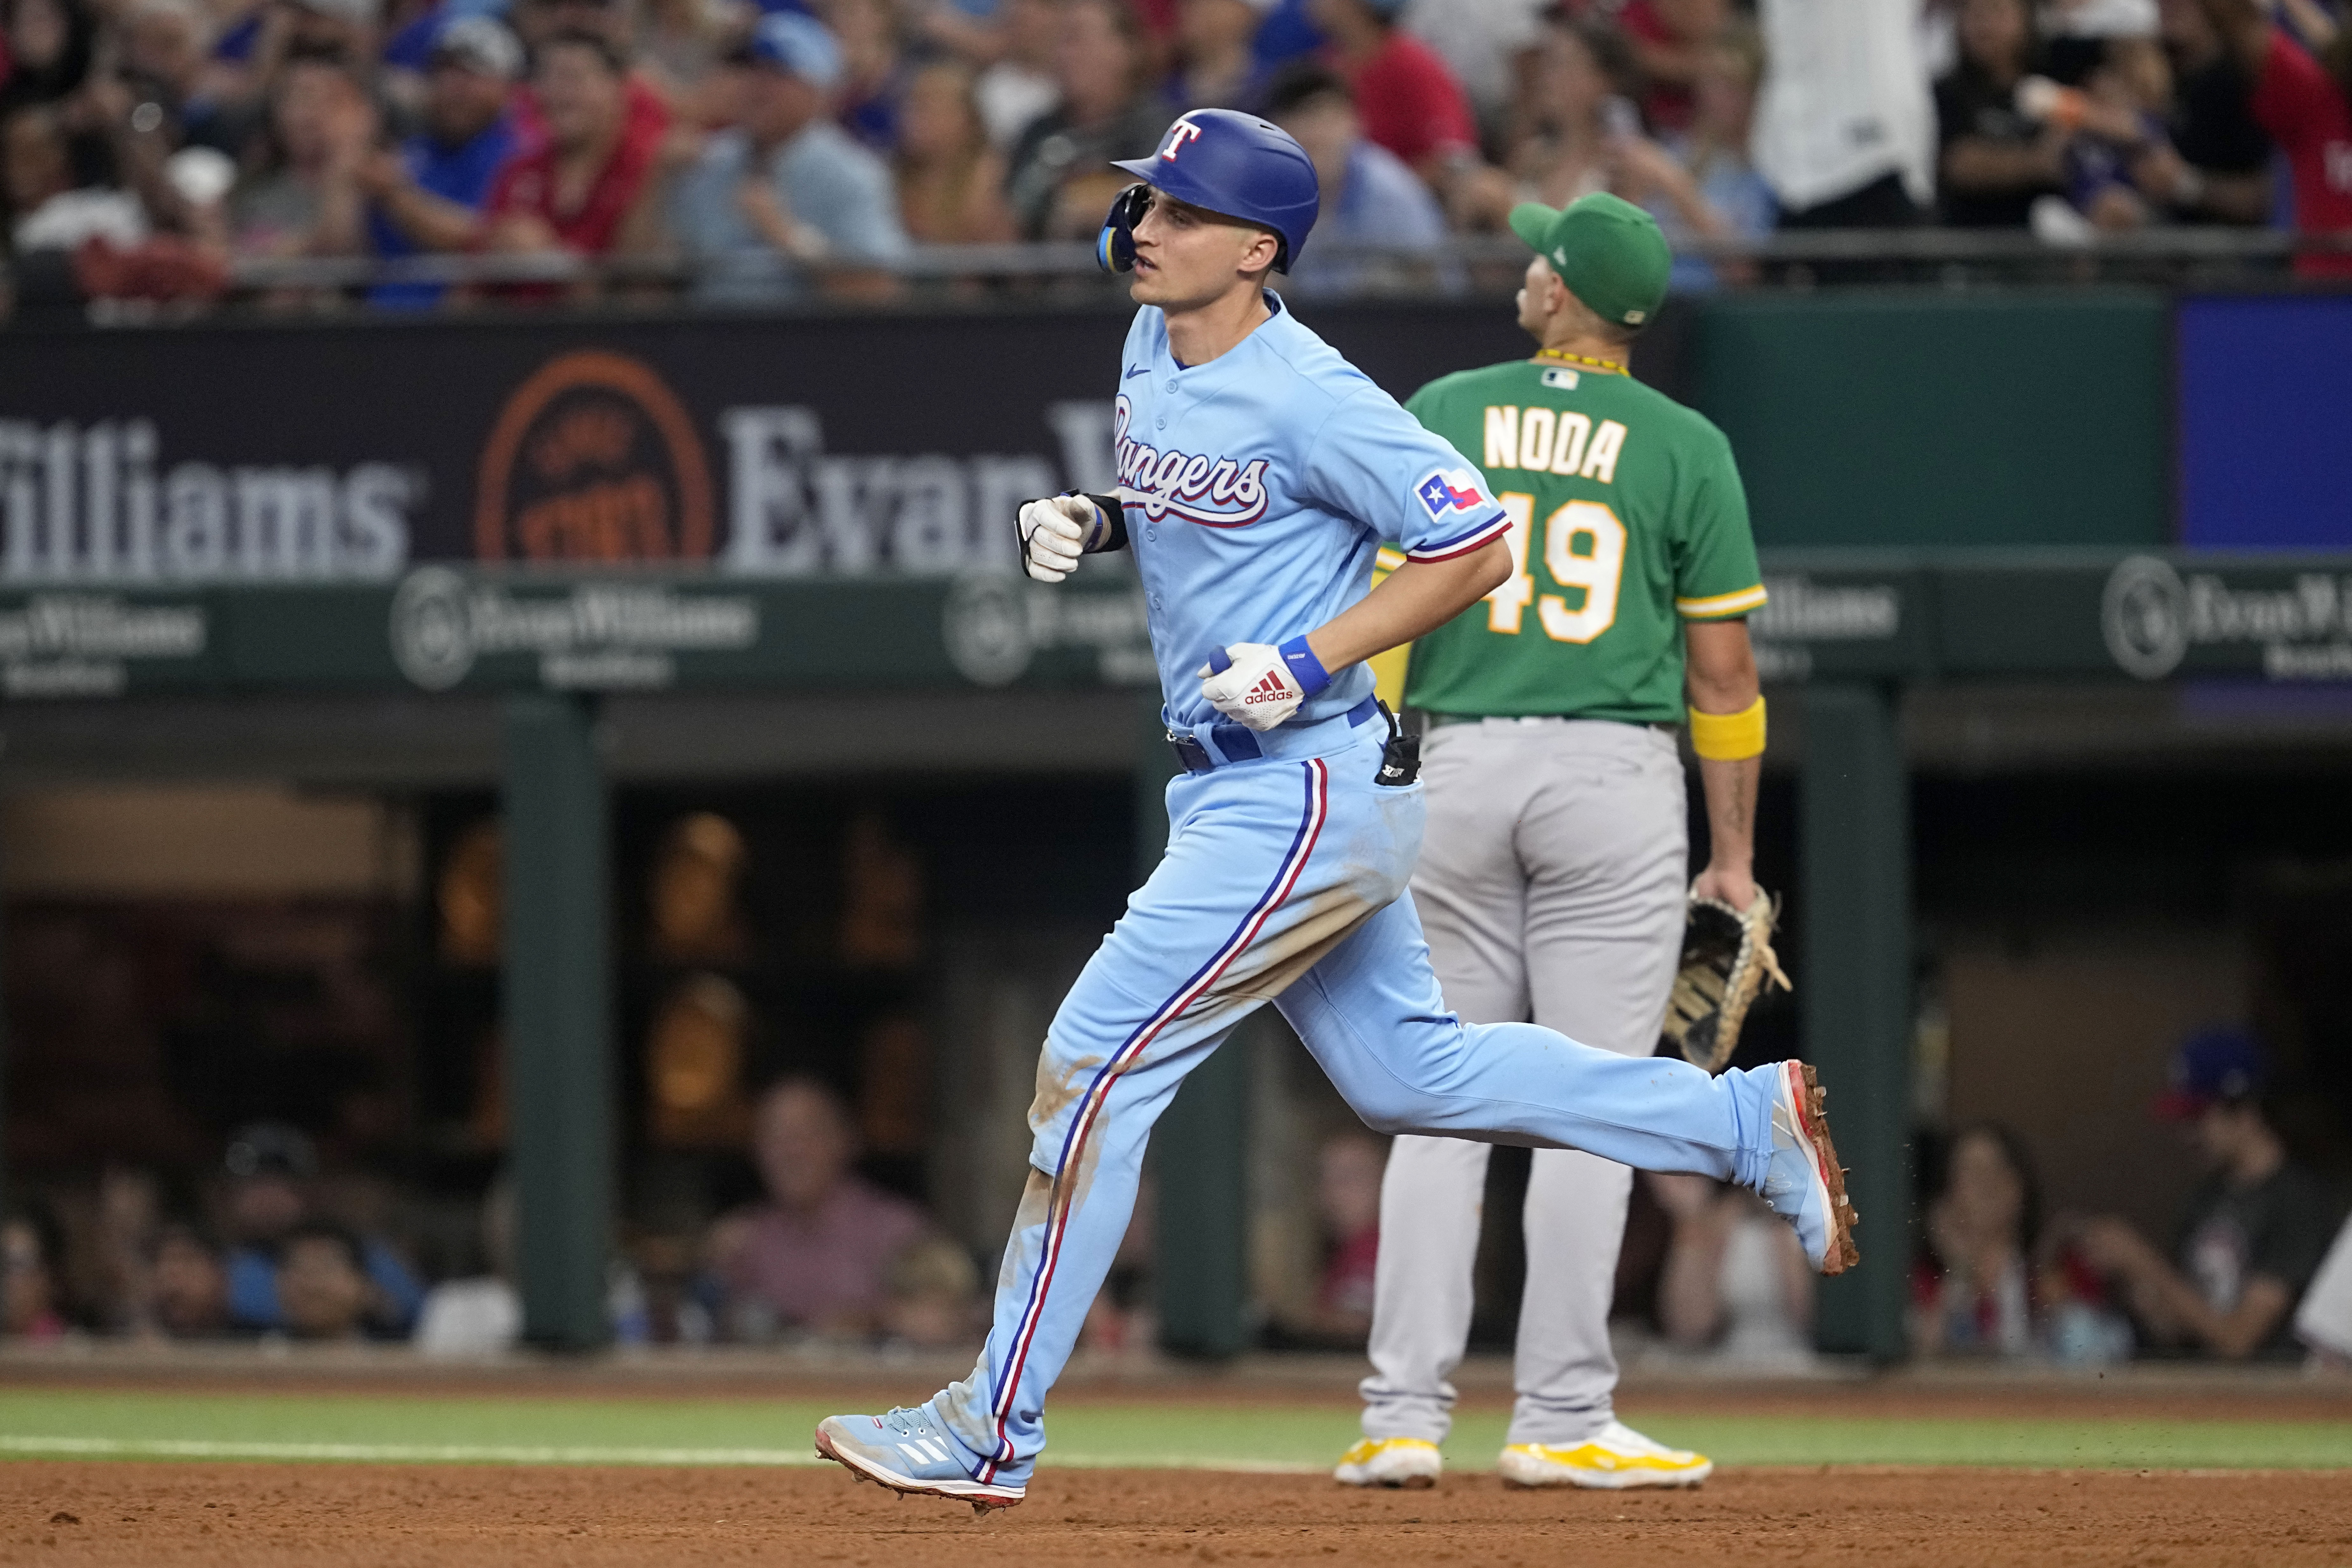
[[0, 0, 2347, 1382]]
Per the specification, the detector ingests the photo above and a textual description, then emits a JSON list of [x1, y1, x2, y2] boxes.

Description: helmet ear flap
[[1097, 183, 1150, 274]]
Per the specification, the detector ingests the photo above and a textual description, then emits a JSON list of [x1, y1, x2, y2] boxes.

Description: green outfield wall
[[1693, 292, 2172, 550]]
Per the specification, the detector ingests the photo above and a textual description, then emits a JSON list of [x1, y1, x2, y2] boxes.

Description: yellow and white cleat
[[1496, 1422, 1713, 1489], [1333, 1436, 1443, 1488]]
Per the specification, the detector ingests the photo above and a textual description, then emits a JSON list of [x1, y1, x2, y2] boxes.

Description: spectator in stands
[[1264, 62, 1448, 293], [0, 0, 99, 126], [1309, 1130, 1384, 1344], [483, 31, 669, 280], [1003, 0, 1166, 239], [2142, 0, 2271, 223], [219, 1123, 423, 1337], [1753, 0, 1934, 231], [275, 1221, 379, 1341], [713, 1076, 933, 1341], [1, 0, 116, 209], [226, 49, 377, 258], [150, 1222, 230, 1339], [1910, 1121, 2041, 1358], [1651, 1174, 1813, 1365], [1165, 0, 1271, 111], [2053, 17, 2186, 232], [1496, 11, 1740, 253], [2071, 1028, 2338, 1360], [1936, 0, 2064, 226], [1656, 19, 1772, 286], [636, 0, 739, 125], [2196, 0, 2352, 276], [4, 100, 146, 251], [666, 11, 908, 302], [231, 0, 384, 119], [1308, 0, 1476, 186], [0, 1207, 68, 1339], [894, 58, 1015, 243], [357, 15, 521, 307], [1395, 0, 1539, 142], [969, 0, 1060, 148], [415, 1178, 520, 1355], [510, 0, 675, 155], [86, 1166, 163, 1337], [118, 0, 243, 156], [1499, 13, 1628, 208], [1617, 0, 1729, 136], [879, 1234, 981, 1348], [825, 0, 906, 150]]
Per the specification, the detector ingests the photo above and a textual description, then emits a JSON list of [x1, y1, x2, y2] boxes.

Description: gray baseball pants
[[1359, 717, 1688, 1448]]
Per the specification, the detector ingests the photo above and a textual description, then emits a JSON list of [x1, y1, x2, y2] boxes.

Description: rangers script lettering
[[1113, 397, 1270, 528]]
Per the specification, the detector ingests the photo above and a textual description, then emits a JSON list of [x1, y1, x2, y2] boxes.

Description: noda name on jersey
[[1479, 407, 1628, 484]]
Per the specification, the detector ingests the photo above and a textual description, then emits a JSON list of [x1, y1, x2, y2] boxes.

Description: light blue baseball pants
[[931, 716, 1782, 1486]]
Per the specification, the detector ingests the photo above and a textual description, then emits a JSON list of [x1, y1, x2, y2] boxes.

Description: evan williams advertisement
[[0, 311, 1132, 587], [0, 305, 1537, 588]]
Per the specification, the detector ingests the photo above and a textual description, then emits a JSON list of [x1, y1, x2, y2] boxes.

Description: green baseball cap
[[1507, 193, 1672, 329]]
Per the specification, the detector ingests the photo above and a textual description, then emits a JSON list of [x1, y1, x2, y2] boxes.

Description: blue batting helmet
[[1097, 109, 1320, 275]]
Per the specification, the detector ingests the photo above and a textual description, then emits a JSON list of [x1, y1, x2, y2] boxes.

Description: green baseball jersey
[[1399, 357, 1764, 724]]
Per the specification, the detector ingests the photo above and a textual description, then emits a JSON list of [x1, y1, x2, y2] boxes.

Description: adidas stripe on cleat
[[815, 1407, 1025, 1514]]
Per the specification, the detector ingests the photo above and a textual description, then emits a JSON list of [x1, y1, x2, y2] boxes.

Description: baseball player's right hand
[[1200, 643, 1307, 731], [1016, 496, 1099, 583]]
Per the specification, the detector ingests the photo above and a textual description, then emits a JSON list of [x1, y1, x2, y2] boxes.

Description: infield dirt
[[2, 1461, 2349, 1566]]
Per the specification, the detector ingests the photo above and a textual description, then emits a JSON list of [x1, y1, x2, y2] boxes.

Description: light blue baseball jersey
[[1113, 293, 1513, 730]]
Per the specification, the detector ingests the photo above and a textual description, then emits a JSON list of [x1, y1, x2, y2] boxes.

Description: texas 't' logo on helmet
[[1158, 116, 1205, 160]]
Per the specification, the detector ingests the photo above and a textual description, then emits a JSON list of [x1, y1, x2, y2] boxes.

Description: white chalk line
[[0, 1434, 1322, 1473]]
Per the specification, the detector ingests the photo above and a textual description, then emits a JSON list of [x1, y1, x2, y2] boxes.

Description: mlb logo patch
[[1416, 468, 1489, 519]]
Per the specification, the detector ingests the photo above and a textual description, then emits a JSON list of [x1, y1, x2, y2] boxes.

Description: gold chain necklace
[[1532, 348, 1628, 376]]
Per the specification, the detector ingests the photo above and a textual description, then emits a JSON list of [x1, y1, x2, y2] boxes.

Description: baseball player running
[[814, 110, 1856, 1513], [1337, 194, 1773, 1494]]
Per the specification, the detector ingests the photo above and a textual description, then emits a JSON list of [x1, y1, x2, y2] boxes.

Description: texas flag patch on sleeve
[[1407, 466, 1511, 563]]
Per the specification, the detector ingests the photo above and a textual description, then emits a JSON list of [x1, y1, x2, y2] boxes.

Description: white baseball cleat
[[1333, 1436, 1443, 1488], [1757, 1060, 1861, 1276], [1496, 1422, 1714, 1489]]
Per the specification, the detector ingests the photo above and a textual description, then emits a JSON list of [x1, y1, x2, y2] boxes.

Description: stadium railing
[[11, 225, 2350, 325]]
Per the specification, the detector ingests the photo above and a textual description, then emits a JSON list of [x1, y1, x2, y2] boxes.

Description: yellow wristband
[[1688, 696, 1766, 761]]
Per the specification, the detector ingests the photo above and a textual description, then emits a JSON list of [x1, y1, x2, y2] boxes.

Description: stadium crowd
[[4, 1025, 2349, 1367], [0, 0, 2347, 309]]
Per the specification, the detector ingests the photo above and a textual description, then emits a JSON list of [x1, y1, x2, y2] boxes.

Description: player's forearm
[[1686, 619, 1762, 876], [1303, 539, 1510, 675], [1696, 755, 1759, 878]]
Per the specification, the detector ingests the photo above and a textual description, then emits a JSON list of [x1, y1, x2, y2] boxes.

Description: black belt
[[1169, 693, 1383, 774]]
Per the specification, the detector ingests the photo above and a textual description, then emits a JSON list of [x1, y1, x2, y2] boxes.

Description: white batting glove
[[1016, 495, 1099, 583], [1199, 642, 1318, 731]]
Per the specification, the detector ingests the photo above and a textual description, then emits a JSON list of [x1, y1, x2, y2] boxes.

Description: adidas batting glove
[[1198, 637, 1331, 732]]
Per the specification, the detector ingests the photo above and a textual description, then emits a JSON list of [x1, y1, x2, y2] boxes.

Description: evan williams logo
[[475, 350, 715, 563], [1112, 396, 1269, 529]]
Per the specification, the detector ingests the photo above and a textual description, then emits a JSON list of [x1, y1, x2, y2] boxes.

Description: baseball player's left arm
[[1200, 392, 1512, 730], [1199, 542, 1509, 730], [1686, 618, 1760, 912]]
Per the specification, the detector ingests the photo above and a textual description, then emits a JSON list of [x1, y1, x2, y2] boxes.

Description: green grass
[[0, 1389, 2346, 1472]]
